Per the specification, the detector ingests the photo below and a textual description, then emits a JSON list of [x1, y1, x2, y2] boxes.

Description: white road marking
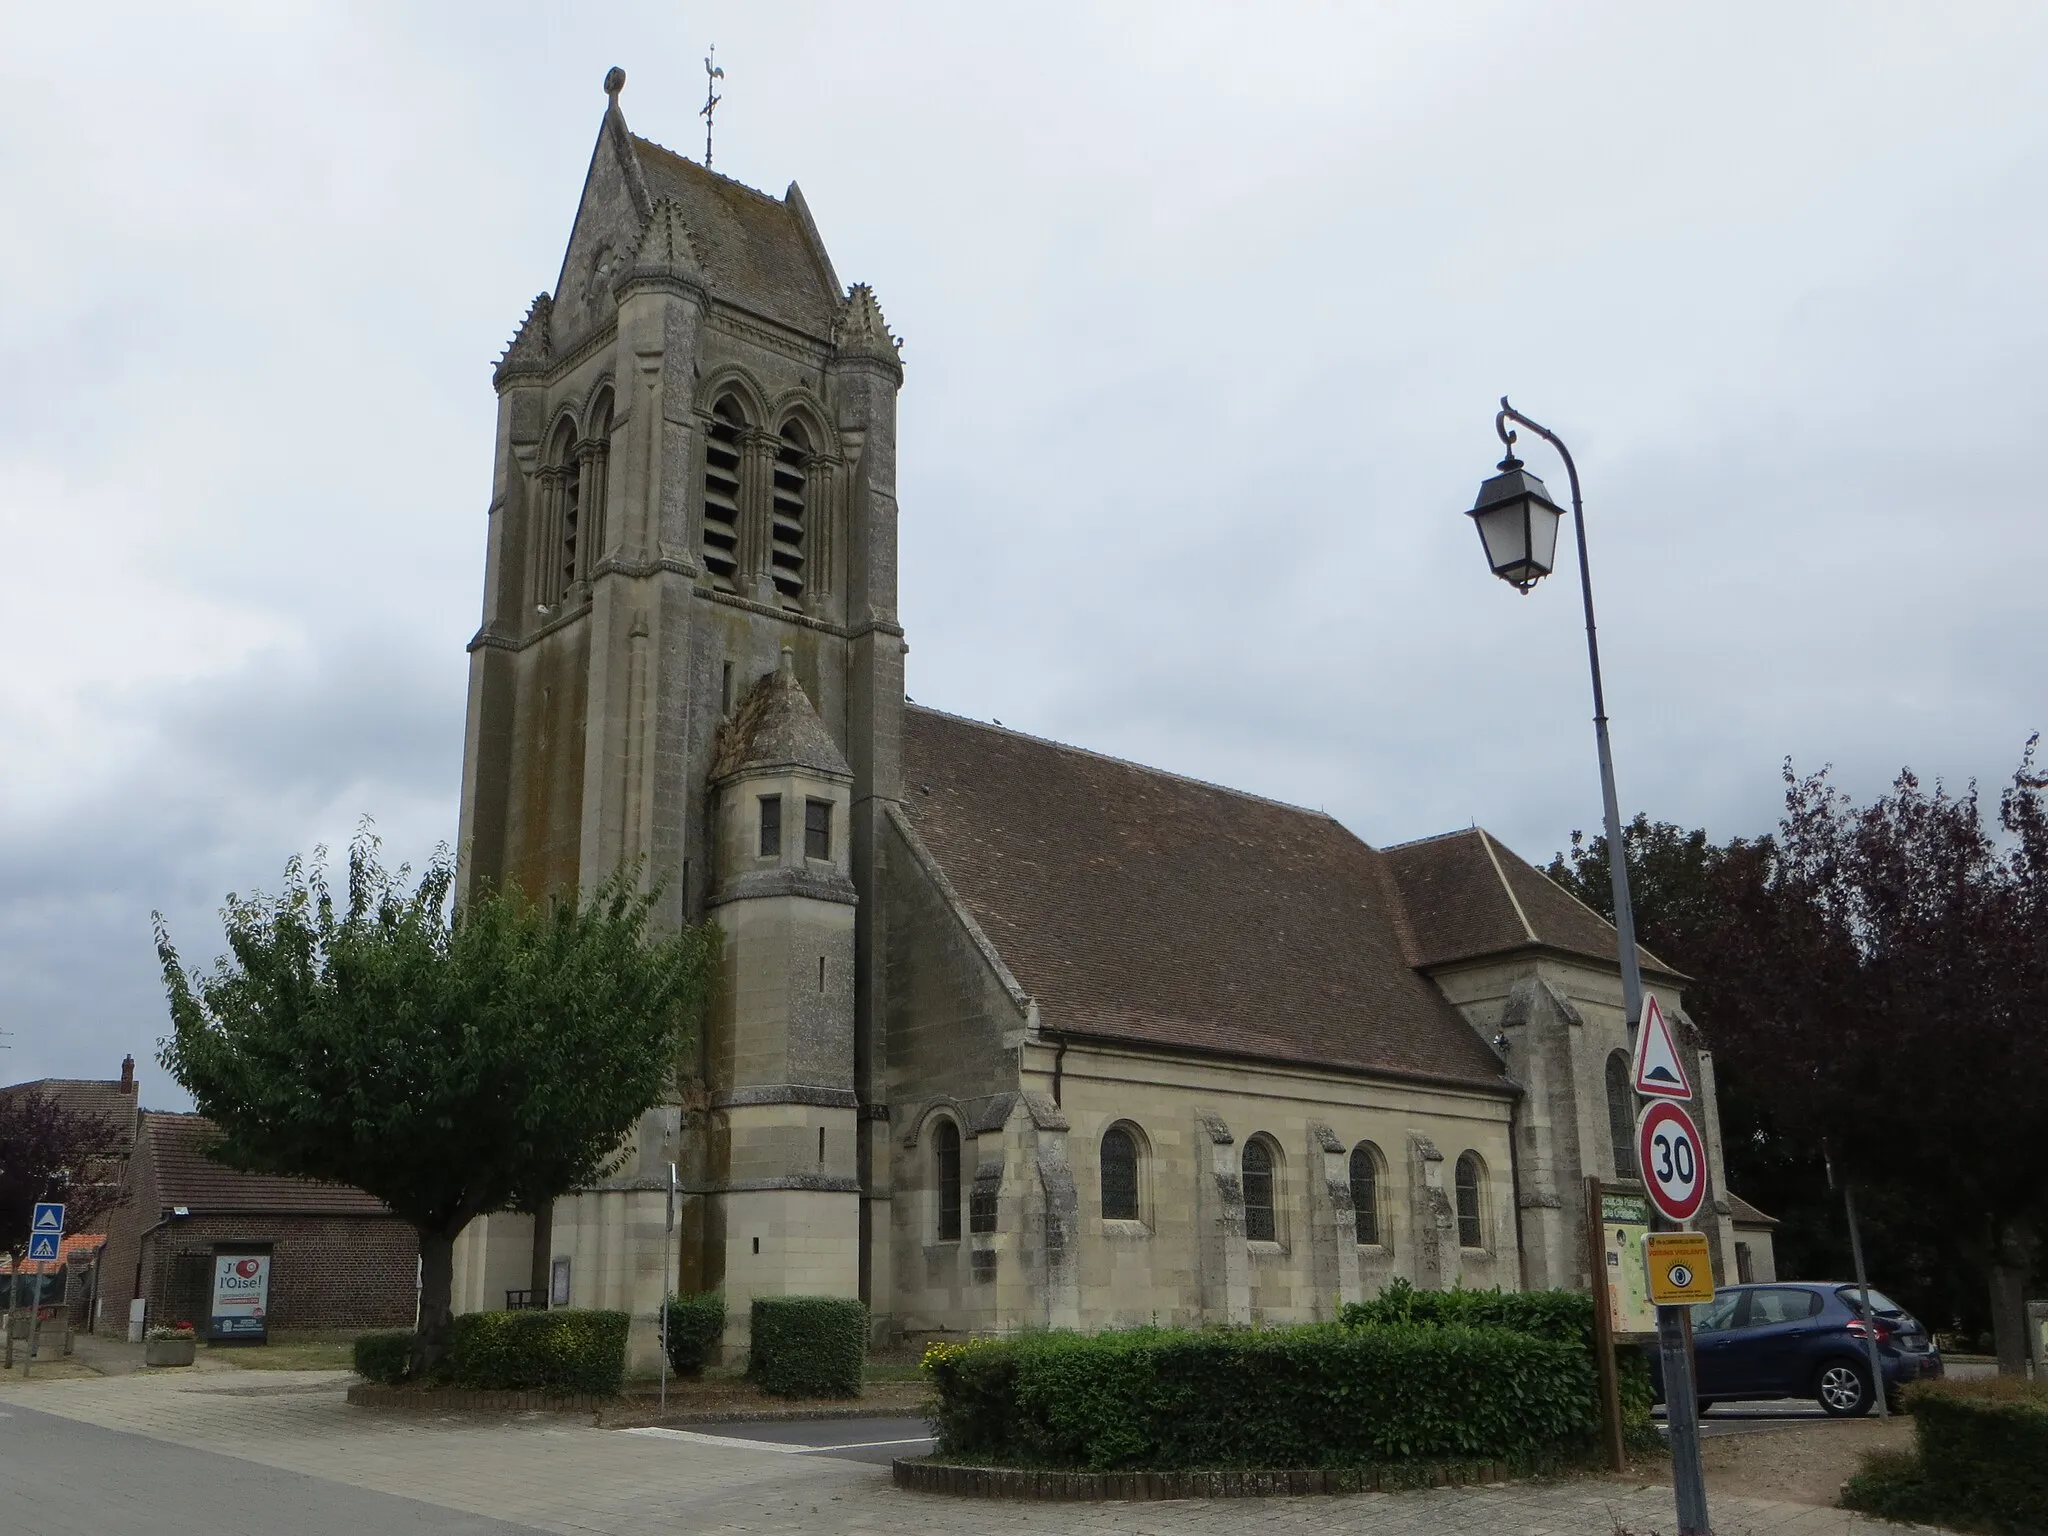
[[619, 1426, 934, 1456]]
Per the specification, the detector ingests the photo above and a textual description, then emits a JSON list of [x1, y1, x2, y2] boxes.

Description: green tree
[[1548, 744, 2048, 1369], [154, 830, 715, 1369]]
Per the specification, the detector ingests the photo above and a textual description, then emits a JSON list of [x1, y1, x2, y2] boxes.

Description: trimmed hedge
[[1844, 1378, 2048, 1532], [663, 1291, 727, 1377], [748, 1296, 866, 1398], [1341, 1279, 1591, 1343], [1345, 1281, 1658, 1453], [448, 1309, 630, 1397], [353, 1331, 412, 1386], [923, 1323, 1599, 1472]]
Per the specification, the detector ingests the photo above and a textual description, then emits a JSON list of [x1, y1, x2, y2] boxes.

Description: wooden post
[[1588, 1175, 1626, 1471]]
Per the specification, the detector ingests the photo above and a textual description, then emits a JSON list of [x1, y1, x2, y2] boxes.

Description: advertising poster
[[1600, 1190, 1656, 1337], [209, 1252, 271, 1343]]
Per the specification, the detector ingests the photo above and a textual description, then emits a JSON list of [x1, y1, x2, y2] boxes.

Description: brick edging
[[345, 1383, 611, 1413], [890, 1457, 1511, 1500]]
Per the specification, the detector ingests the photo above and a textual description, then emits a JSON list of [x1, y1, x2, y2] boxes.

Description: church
[[449, 71, 1760, 1366]]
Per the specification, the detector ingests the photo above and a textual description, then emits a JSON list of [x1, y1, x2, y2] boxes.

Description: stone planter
[[145, 1336, 197, 1367]]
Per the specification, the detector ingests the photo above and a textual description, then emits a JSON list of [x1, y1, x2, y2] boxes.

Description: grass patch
[[213, 1331, 358, 1371]]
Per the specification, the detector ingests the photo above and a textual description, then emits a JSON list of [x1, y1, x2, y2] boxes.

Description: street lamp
[[1464, 397, 1708, 1536], [1464, 398, 1644, 1016], [1466, 450, 1566, 594]]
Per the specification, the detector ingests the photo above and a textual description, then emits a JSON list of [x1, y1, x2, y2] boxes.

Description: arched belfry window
[[1350, 1142, 1382, 1245], [1606, 1051, 1639, 1179], [701, 395, 745, 592], [770, 420, 809, 610], [934, 1119, 962, 1242], [534, 417, 581, 606], [1100, 1125, 1139, 1221], [580, 389, 612, 579], [1242, 1137, 1277, 1242], [1455, 1151, 1486, 1249]]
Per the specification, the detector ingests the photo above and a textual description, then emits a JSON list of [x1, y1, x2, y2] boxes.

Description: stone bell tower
[[450, 68, 905, 1358]]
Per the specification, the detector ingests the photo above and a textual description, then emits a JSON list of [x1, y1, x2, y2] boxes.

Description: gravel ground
[[1613, 1417, 1914, 1508]]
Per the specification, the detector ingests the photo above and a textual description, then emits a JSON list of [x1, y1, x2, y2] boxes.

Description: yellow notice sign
[[1644, 1232, 1716, 1305]]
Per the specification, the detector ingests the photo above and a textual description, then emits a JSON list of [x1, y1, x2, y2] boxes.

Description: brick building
[[99, 1110, 418, 1335], [0, 1056, 140, 1329]]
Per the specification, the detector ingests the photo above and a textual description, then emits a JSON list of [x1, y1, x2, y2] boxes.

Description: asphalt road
[[621, 1414, 935, 1465], [0, 1400, 548, 1536]]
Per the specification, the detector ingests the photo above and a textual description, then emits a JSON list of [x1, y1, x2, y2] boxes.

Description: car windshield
[[1837, 1286, 1906, 1317], [1691, 1291, 1742, 1333]]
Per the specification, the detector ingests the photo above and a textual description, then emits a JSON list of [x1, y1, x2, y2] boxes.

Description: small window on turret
[[758, 795, 782, 857], [804, 799, 832, 860]]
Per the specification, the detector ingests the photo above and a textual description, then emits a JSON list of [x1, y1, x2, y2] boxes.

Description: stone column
[[1194, 1111, 1251, 1325], [1304, 1123, 1362, 1320], [741, 428, 778, 605], [1408, 1134, 1458, 1290], [1021, 1095, 1079, 1330]]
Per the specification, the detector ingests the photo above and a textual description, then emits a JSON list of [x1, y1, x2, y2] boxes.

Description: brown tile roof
[[1383, 828, 1682, 978], [1726, 1192, 1779, 1228], [629, 136, 839, 338], [900, 708, 1513, 1091], [0, 1078, 137, 1153], [142, 1113, 390, 1217]]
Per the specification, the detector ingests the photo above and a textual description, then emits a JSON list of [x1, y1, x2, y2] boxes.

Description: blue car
[[1651, 1282, 1944, 1417]]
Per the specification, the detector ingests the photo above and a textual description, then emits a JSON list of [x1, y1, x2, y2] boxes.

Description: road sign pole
[[1658, 1302, 1711, 1535], [22, 1268, 42, 1379], [1844, 1182, 1890, 1419], [1587, 1176, 1626, 1471]]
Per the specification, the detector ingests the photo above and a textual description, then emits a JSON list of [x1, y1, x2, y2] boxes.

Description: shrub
[[1841, 1446, 1934, 1525], [1341, 1278, 1592, 1344], [748, 1296, 866, 1398], [1344, 1281, 1659, 1454], [922, 1322, 1598, 1472], [1843, 1377, 2048, 1532], [663, 1292, 726, 1377], [353, 1331, 413, 1385], [447, 1309, 630, 1397]]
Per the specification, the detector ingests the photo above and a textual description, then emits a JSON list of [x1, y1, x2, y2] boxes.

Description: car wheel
[[1815, 1360, 1872, 1417]]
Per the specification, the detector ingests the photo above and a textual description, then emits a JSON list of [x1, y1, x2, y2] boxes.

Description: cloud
[[2, 1, 2041, 1092]]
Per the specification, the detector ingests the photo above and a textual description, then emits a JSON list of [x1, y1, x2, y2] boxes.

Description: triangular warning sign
[[1631, 994, 1694, 1100], [32, 1206, 62, 1231]]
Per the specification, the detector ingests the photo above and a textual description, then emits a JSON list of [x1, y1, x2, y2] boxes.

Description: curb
[[345, 1383, 611, 1414], [890, 1457, 1511, 1501]]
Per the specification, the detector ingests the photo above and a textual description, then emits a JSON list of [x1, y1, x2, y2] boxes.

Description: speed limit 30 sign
[[1636, 1099, 1707, 1223]]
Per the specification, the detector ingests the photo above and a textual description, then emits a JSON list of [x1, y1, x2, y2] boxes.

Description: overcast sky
[[2, 3, 2041, 1100]]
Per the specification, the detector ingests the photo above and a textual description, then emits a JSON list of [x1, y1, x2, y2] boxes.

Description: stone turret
[[703, 648, 861, 1353]]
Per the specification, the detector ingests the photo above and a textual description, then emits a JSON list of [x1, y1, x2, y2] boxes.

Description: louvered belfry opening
[[701, 395, 745, 591], [533, 417, 582, 608], [770, 420, 809, 609]]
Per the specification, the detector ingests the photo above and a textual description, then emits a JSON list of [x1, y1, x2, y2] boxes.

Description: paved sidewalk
[[0, 1368, 1920, 1536]]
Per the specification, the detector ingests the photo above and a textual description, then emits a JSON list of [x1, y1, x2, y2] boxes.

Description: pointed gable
[[1383, 827, 1681, 977], [543, 72, 848, 354], [900, 707, 1509, 1089]]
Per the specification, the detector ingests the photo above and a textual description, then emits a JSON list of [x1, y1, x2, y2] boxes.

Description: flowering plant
[[146, 1322, 197, 1340]]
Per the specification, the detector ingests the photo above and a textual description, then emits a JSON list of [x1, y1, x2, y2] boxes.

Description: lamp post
[[1465, 397, 1710, 1536]]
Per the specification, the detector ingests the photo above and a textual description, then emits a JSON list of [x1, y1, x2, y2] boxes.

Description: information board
[[209, 1252, 271, 1343], [1600, 1190, 1656, 1336]]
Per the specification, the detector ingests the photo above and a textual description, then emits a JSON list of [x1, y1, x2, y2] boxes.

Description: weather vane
[[700, 45, 724, 168]]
